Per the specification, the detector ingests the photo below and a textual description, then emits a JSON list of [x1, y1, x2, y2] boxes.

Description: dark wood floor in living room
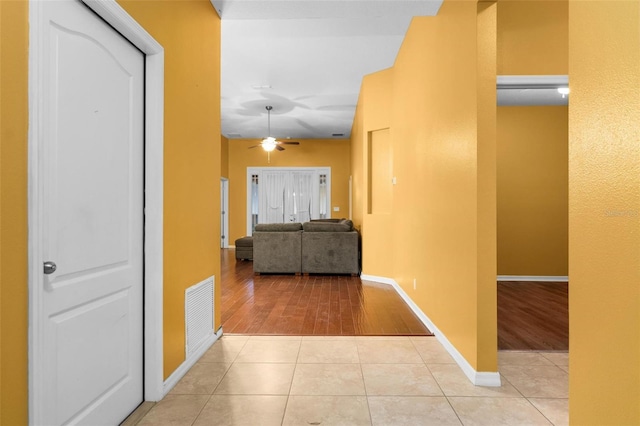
[[220, 250, 569, 350], [497, 281, 569, 351], [220, 249, 432, 336]]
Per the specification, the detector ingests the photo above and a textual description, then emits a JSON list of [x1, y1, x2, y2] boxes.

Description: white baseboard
[[361, 274, 501, 387], [497, 275, 568, 282], [162, 327, 223, 396]]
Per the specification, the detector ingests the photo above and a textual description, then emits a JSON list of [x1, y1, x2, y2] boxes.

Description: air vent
[[227, 133, 242, 138], [332, 133, 344, 137], [185, 277, 214, 357]]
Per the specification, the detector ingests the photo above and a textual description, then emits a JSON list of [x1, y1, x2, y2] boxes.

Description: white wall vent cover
[[185, 276, 215, 357]]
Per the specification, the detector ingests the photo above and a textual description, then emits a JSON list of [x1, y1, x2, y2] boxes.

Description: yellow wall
[[0, 0, 29, 423], [569, 2, 640, 424], [221, 135, 229, 178], [227, 138, 351, 243], [351, 95, 365, 231], [497, 0, 568, 75], [356, 69, 395, 278], [497, 106, 568, 276], [353, 0, 498, 372], [118, 0, 221, 379], [0, 3, 221, 420]]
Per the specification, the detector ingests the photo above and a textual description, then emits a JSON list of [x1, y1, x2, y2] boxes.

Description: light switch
[[333, 207, 340, 212], [392, 177, 397, 185]]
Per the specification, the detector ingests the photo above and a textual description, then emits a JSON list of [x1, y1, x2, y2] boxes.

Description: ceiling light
[[557, 87, 570, 98], [262, 136, 276, 152]]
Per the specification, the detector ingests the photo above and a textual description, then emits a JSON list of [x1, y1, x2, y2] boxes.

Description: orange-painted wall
[[497, 0, 568, 75], [356, 69, 395, 278], [0, 0, 29, 423], [497, 106, 568, 276], [227, 138, 351, 243], [353, 0, 498, 371], [118, 0, 221, 379], [221, 135, 229, 178], [568, 2, 640, 423], [0, 3, 221, 421]]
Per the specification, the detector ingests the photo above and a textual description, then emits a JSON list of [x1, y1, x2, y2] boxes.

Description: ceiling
[[212, 0, 568, 140]]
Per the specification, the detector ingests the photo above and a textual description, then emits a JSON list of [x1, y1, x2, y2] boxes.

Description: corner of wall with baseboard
[[162, 276, 221, 396], [163, 326, 222, 396], [361, 273, 502, 387]]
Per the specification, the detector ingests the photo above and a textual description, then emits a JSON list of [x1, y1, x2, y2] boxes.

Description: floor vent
[[185, 276, 214, 357]]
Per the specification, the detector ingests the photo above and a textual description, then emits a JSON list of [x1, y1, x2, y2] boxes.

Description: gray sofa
[[252, 220, 360, 275], [253, 223, 303, 274]]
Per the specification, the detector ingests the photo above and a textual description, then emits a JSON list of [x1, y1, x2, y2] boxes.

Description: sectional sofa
[[252, 219, 360, 275]]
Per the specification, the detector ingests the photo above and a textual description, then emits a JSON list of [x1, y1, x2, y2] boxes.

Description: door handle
[[43, 261, 57, 275]]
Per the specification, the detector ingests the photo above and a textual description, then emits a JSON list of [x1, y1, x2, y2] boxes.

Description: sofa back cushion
[[303, 219, 353, 232], [254, 223, 303, 232]]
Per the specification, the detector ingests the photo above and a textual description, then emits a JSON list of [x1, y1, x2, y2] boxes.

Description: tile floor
[[125, 335, 569, 426]]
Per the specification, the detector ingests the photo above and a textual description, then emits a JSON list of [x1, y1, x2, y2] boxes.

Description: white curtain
[[319, 174, 327, 218], [259, 172, 287, 223], [290, 172, 313, 223]]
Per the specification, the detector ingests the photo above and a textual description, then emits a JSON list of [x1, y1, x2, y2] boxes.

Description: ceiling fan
[[249, 106, 300, 152]]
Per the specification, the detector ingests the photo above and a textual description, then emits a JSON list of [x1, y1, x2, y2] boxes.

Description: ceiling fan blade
[[248, 145, 261, 149], [275, 145, 285, 151], [281, 141, 300, 145]]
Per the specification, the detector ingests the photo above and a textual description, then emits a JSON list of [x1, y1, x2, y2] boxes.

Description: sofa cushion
[[254, 223, 303, 232], [303, 220, 352, 232]]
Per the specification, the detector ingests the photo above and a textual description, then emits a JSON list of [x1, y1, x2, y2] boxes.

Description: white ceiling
[[212, 1, 568, 140], [213, 0, 443, 139]]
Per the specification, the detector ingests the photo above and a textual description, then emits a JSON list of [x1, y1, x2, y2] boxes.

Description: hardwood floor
[[220, 249, 432, 336], [497, 281, 569, 351], [220, 250, 569, 349]]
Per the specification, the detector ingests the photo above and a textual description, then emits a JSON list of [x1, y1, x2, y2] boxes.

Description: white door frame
[[221, 178, 229, 248], [28, 0, 165, 422]]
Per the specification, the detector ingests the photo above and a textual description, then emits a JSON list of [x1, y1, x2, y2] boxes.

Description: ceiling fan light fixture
[[262, 136, 277, 152]]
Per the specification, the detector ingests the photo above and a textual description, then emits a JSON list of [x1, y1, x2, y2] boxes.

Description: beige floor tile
[[169, 362, 231, 395], [529, 398, 569, 426], [290, 363, 366, 395], [498, 351, 554, 366], [412, 338, 456, 364], [234, 339, 301, 363], [539, 352, 569, 367], [193, 395, 287, 426], [428, 364, 522, 397], [298, 340, 360, 363], [249, 335, 303, 341], [357, 339, 424, 364], [214, 363, 295, 395], [500, 365, 569, 398], [302, 335, 357, 341], [220, 334, 250, 342], [368, 396, 461, 425], [362, 364, 443, 396], [448, 397, 552, 426], [121, 401, 155, 426], [356, 335, 411, 341], [199, 339, 247, 363], [283, 395, 371, 426], [137, 395, 210, 426]]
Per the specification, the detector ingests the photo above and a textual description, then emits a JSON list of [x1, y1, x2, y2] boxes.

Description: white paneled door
[[39, 0, 144, 424]]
